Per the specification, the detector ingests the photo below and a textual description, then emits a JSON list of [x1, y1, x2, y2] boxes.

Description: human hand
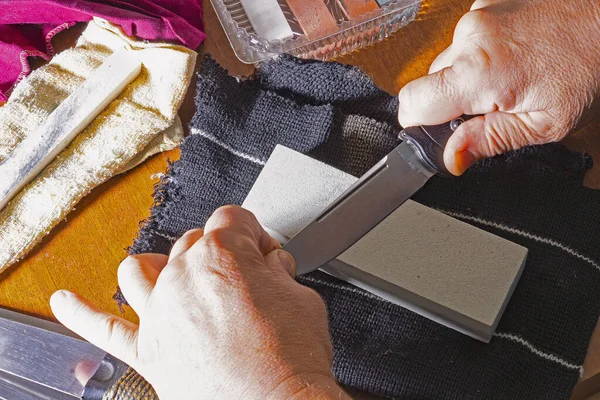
[[398, 0, 600, 175], [50, 206, 349, 400]]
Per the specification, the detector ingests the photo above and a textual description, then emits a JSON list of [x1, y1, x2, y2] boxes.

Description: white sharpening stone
[[0, 49, 142, 212], [240, 0, 294, 41], [242, 145, 528, 342]]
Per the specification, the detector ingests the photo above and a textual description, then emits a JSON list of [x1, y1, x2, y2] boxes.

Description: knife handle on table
[[400, 116, 472, 177], [83, 354, 158, 400]]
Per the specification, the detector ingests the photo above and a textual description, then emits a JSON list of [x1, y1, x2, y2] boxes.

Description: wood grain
[[0, 0, 598, 397]]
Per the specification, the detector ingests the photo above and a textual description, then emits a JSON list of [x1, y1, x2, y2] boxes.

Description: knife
[[0, 307, 156, 400], [283, 117, 468, 275]]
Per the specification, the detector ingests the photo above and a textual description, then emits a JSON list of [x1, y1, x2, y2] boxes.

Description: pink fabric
[[0, 0, 205, 101]]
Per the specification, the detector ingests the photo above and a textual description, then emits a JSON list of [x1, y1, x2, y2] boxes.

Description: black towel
[[128, 55, 600, 400]]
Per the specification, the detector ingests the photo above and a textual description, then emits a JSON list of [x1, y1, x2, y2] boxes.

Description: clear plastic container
[[210, 0, 422, 63]]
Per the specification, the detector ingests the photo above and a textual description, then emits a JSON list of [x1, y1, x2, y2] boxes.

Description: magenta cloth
[[0, 0, 205, 101]]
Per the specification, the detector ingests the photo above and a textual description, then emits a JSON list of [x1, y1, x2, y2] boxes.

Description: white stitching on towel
[[493, 332, 584, 376], [191, 128, 267, 165], [148, 229, 178, 242], [301, 276, 584, 374], [434, 208, 600, 273]]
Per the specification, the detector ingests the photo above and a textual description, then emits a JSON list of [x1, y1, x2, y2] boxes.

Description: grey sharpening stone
[[0, 49, 142, 212], [242, 145, 528, 342]]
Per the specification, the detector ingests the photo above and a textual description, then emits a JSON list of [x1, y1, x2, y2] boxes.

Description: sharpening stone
[[337, 0, 379, 19], [240, 0, 294, 41], [242, 145, 528, 342], [0, 49, 142, 212], [285, 0, 339, 38]]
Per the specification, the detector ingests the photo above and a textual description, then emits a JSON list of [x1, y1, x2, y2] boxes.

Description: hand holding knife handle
[[400, 116, 471, 177]]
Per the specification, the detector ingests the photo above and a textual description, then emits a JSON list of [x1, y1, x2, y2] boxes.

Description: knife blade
[[283, 117, 467, 275], [0, 307, 152, 400]]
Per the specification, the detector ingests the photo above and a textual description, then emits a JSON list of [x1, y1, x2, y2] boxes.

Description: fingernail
[[278, 250, 296, 277], [50, 290, 72, 304], [454, 149, 476, 175]]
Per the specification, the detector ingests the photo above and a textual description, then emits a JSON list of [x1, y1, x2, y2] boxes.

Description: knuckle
[[201, 229, 238, 254], [454, 9, 489, 41], [470, 0, 498, 11], [208, 206, 262, 243], [191, 230, 254, 282], [205, 242, 239, 271], [170, 228, 204, 257], [470, 0, 487, 10], [493, 86, 518, 112], [156, 262, 187, 286], [468, 45, 494, 75], [451, 45, 493, 84], [453, 43, 515, 113], [206, 221, 259, 252], [176, 228, 203, 248], [117, 255, 142, 279], [210, 205, 247, 226]]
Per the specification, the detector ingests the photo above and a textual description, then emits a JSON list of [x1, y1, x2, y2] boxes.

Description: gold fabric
[[0, 18, 196, 271]]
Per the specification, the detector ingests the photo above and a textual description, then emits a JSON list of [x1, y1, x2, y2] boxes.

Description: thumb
[[264, 249, 296, 278], [398, 68, 465, 128], [443, 111, 543, 175]]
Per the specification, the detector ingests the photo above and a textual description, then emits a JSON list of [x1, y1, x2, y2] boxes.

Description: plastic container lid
[[210, 0, 422, 63]]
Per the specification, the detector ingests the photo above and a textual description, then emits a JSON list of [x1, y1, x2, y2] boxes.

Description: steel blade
[[283, 141, 435, 275], [0, 308, 107, 399], [0, 369, 77, 400]]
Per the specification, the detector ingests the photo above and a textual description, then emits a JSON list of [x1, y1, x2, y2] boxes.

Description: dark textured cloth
[[129, 55, 600, 399]]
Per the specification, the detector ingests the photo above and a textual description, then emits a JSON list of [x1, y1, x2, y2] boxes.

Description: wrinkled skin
[[398, 0, 600, 175], [51, 206, 350, 400]]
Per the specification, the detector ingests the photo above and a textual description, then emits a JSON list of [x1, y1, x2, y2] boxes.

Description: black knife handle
[[400, 116, 471, 177], [83, 354, 158, 400]]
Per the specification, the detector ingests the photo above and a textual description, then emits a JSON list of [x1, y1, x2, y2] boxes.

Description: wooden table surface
[[1, 0, 598, 398]]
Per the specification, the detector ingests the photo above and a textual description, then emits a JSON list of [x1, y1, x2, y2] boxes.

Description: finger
[[429, 46, 455, 74], [204, 205, 280, 255], [118, 254, 168, 314], [398, 66, 465, 128], [264, 249, 296, 278], [398, 45, 512, 129], [50, 290, 139, 367], [443, 111, 543, 175], [470, 0, 508, 11], [169, 228, 204, 262]]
